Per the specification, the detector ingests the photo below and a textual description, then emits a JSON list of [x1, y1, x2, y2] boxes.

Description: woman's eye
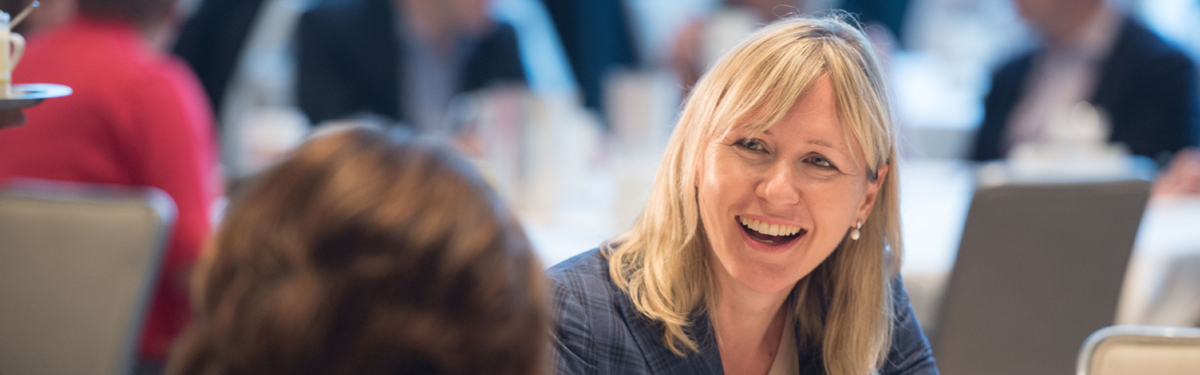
[[734, 138, 765, 151], [807, 155, 836, 169]]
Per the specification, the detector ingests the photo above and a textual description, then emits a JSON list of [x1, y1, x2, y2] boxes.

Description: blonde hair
[[604, 15, 902, 375]]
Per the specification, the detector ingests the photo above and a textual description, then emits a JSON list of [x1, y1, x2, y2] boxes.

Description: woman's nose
[[756, 162, 800, 206]]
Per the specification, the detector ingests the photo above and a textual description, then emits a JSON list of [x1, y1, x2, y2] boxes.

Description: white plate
[[0, 83, 72, 111]]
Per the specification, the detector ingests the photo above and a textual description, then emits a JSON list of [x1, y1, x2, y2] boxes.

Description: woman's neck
[[710, 264, 794, 375]]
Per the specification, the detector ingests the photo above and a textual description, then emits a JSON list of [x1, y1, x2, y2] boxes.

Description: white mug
[[0, 11, 25, 98]]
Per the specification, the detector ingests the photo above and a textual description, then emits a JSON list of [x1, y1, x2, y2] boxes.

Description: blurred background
[[0, 0, 1197, 373]]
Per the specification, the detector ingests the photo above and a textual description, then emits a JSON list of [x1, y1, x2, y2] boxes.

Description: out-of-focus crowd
[[0, 0, 1194, 374]]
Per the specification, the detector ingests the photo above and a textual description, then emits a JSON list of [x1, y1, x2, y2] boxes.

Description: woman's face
[[696, 76, 888, 295]]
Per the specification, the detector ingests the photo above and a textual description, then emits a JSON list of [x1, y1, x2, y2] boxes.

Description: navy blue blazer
[[972, 17, 1200, 165], [549, 249, 939, 375]]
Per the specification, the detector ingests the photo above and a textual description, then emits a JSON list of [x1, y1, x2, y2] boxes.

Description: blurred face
[[1012, 0, 1058, 33], [443, 0, 493, 35], [1011, 0, 1100, 42], [695, 76, 887, 295]]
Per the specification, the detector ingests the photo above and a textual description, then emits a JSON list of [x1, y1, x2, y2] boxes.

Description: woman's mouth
[[738, 216, 806, 246]]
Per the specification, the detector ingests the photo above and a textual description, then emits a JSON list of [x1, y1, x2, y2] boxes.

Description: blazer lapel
[[1088, 16, 1132, 116], [615, 295, 724, 375]]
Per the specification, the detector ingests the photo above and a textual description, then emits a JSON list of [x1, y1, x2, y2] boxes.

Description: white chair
[[0, 178, 176, 375], [1077, 325, 1200, 375]]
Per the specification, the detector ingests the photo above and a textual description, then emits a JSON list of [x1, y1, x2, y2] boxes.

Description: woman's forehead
[[721, 79, 848, 141]]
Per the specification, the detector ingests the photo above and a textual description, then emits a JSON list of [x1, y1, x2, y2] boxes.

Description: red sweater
[[0, 17, 220, 360]]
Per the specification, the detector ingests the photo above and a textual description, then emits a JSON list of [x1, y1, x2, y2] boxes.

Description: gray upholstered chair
[[0, 178, 176, 375], [932, 176, 1153, 375], [1077, 325, 1200, 375]]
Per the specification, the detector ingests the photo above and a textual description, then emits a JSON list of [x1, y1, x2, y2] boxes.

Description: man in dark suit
[[973, 0, 1199, 165], [296, 0, 526, 127], [173, 0, 269, 126], [538, 0, 638, 114]]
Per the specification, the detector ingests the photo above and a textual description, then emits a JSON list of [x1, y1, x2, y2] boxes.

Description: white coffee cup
[[0, 11, 26, 98]]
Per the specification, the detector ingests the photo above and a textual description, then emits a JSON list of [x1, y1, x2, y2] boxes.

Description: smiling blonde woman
[[548, 15, 938, 375]]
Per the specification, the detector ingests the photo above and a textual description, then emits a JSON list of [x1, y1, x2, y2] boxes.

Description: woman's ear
[[856, 163, 889, 219]]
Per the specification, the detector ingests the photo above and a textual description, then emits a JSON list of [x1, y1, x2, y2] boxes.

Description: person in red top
[[0, 0, 220, 371]]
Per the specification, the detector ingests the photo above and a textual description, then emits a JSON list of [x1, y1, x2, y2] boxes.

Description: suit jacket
[[538, 0, 638, 113], [296, 0, 526, 126], [549, 249, 939, 375], [973, 17, 1200, 165], [173, 0, 269, 126]]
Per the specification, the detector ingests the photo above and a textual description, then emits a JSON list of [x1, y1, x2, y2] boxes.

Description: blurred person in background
[[1153, 147, 1200, 196], [0, 0, 221, 372], [670, 0, 812, 93], [296, 0, 525, 129], [172, 0, 271, 127], [0, 0, 76, 36], [839, 0, 908, 49], [173, 0, 313, 187], [669, 0, 908, 94], [538, 0, 638, 115], [972, 0, 1200, 168], [167, 127, 548, 375], [550, 16, 937, 375]]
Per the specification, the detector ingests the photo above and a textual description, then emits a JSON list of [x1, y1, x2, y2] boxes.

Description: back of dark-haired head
[[166, 127, 548, 375], [75, 0, 176, 30]]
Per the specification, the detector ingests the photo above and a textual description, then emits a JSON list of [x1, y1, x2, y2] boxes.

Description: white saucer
[[0, 83, 73, 111]]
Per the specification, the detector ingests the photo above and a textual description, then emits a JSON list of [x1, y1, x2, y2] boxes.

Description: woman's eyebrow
[[807, 140, 834, 148]]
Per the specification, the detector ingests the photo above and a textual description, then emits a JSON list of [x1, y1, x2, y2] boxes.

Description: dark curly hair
[[166, 127, 548, 375]]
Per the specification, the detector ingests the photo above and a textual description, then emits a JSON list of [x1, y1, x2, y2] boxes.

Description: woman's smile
[[736, 215, 807, 251]]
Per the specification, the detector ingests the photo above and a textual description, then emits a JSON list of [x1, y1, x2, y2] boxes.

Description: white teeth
[[738, 217, 801, 237]]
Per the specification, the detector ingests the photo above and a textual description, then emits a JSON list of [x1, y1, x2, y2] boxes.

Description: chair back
[[0, 179, 175, 375], [933, 178, 1151, 375], [1078, 325, 1200, 375]]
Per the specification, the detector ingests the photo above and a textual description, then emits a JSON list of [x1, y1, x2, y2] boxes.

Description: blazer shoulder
[[1120, 18, 1183, 56], [299, 0, 375, 30], [547, 249, 617, 307], [548, 249, 608, 280], [548, 249, 628, 374], [1103, 17, 1195, 75]]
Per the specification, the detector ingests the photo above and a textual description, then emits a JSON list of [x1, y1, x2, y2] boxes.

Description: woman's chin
[[711, 232, 823, 296]]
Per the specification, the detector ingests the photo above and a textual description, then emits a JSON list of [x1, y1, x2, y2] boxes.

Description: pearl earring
[[850, 220, 863, 240]]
